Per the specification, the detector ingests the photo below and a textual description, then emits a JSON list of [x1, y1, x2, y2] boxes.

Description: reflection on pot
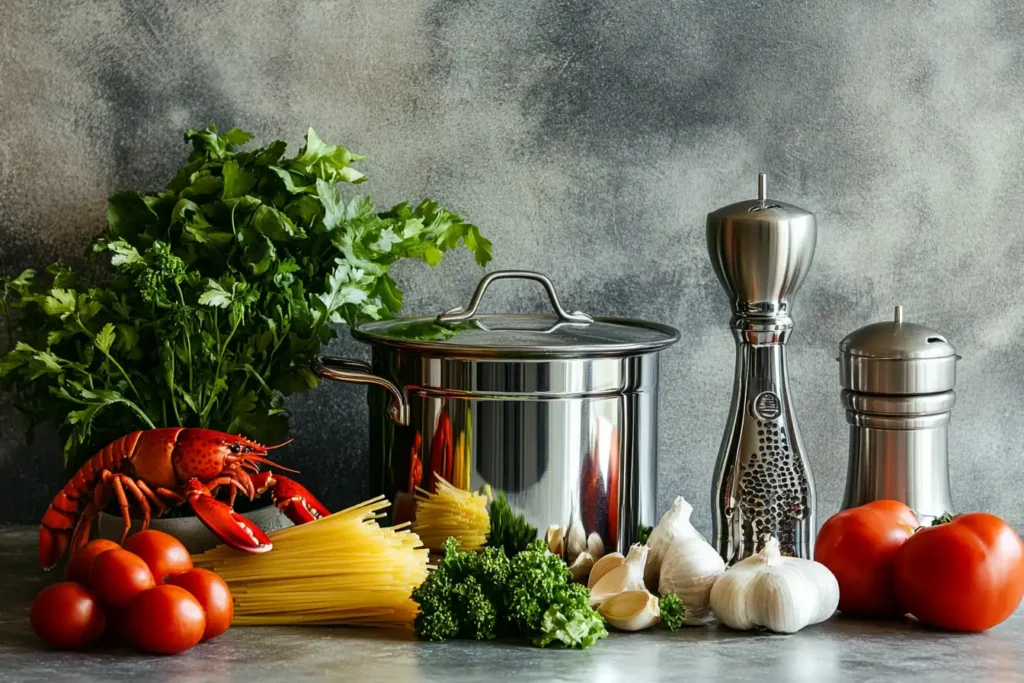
[[429, 411, 454, 492], [580, 416, 620, 547], [408, 432, 423, 493]]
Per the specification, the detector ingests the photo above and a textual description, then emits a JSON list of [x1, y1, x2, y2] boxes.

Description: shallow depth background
[[1, 0, 1023, 534]]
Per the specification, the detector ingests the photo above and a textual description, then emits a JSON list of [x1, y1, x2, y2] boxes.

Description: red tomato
[[30, 582, 106, 649], [127, 585, 206, 655], [894, 512, 1024, 631], [815, 500, 918, 617], [167, 568, 233, 641], [123, 530, 193, 584], [88, 549, 155, 608], [65, 539, 120, 585]]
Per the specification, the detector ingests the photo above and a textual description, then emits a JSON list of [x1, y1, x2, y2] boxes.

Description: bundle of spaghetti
[[192, 495, 429, 628], [411, 474, 490, 552]]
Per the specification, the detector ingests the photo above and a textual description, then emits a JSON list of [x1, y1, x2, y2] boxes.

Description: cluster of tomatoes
[[816, 502, 1024, 631], [30, 530, 232, 654]]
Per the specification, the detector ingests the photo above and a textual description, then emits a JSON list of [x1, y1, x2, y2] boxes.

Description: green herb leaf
[[0, 125, 490, 471], [487, 491, 539, 559], [94, 323, 116, 354], [198, 280, 233, 308], [222, 160, 257, 199], [659, 594, 685, 632]]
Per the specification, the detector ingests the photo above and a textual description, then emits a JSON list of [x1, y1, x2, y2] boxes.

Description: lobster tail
[[38, 432, 142, 570], [38, 524, 70, 571]]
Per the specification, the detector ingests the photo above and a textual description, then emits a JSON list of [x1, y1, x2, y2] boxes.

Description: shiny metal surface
[[840, 355, 958, 395], [841, 426, 954, 524], [706, 175, 817, 319], [313, 356, 409, 425], [839, 310, 958, 521], [315, 272, 678, 554], [707, 174, 817, 563], [436, 270, 593, 325], [839, 306, 958, 394], [353, 270, 679, 360]]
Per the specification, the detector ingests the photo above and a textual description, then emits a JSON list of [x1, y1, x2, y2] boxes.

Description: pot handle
[[313, 356, 409, 426], [436, 270, 593, 324]]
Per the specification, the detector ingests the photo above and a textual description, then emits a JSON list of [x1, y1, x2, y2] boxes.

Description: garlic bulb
[[589, 544, 648, 607], [655, 503, 725, 625], [588, 552, 625, 589], [709, 537, 839, 634], [645, 496, 710, 589], [598, 589, 660, 631]]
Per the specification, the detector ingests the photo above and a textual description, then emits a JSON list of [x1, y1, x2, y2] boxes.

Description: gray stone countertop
[[1, 525, 1021, 683]]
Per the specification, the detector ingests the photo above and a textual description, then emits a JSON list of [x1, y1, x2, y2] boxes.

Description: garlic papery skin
[[658, 530, 725, 625], [709, 537, 839, 634], [645, 496, 707, 589], [569, 551, 595, 582], [546, 525, 565, 558], [589, 544, 648, 607], [598, 590, 661, 631], [566, 520, 587, 564], [587, 532, 605, 561], [588, 552, 625, 590]]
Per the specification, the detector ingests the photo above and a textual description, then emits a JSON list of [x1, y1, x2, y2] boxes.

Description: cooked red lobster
[[39, 427, 329, 570]]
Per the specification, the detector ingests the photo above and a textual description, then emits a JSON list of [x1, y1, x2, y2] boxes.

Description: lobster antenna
[[264, 439, 294, 451], [245, 454, 300, 473]]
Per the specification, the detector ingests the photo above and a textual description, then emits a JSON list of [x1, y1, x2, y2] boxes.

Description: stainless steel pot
[[314, 271, 679, 554]]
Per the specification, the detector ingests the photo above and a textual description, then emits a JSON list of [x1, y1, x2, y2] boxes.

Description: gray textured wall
[[2, 0, 1023, 536]]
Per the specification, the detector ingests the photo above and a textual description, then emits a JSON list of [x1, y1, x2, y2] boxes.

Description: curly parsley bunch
[[412, 538, 607, 649], [0, 126, 490, 469]]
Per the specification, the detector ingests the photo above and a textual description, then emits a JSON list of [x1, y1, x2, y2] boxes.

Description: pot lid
[[839, 306, 956, 360], [352, 271, 680, 359]]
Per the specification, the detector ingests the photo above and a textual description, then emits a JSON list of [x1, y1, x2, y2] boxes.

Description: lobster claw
[[250, 472, 330, 525], [184, 479, 272, 553]]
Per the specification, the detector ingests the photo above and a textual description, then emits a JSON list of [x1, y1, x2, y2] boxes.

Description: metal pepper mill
[[707, 173, 817, 563]]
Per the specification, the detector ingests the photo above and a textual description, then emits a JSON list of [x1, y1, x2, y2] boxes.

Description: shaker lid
[[352, 271, 680, 359], [839, 306, 958, 395], [839, 306, 956, 360]]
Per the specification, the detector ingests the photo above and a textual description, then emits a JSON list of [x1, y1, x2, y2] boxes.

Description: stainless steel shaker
[[839, 306, 958, 523], [707, 174, 817, 563]]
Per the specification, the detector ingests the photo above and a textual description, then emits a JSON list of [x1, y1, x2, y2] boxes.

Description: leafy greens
[[412, 538, 607, 649], [0, 126, 491, 469]]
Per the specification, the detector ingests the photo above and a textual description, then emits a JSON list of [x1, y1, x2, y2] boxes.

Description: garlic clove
[[546, 525, 565, 558], [566, 520, 586, 564], [598, 590, 661, 631], [569, 551, 595, 582], [587, 532, 605, 561], [588, 544, 648, 607], [588, 552, 625, 590]]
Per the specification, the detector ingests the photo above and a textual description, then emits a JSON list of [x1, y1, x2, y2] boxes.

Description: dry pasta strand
[[411, 474, 490, 552], [193, 496, 428, 628]]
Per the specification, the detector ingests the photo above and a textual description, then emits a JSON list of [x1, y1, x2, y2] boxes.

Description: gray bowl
[[96, 505, 293, 555]]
